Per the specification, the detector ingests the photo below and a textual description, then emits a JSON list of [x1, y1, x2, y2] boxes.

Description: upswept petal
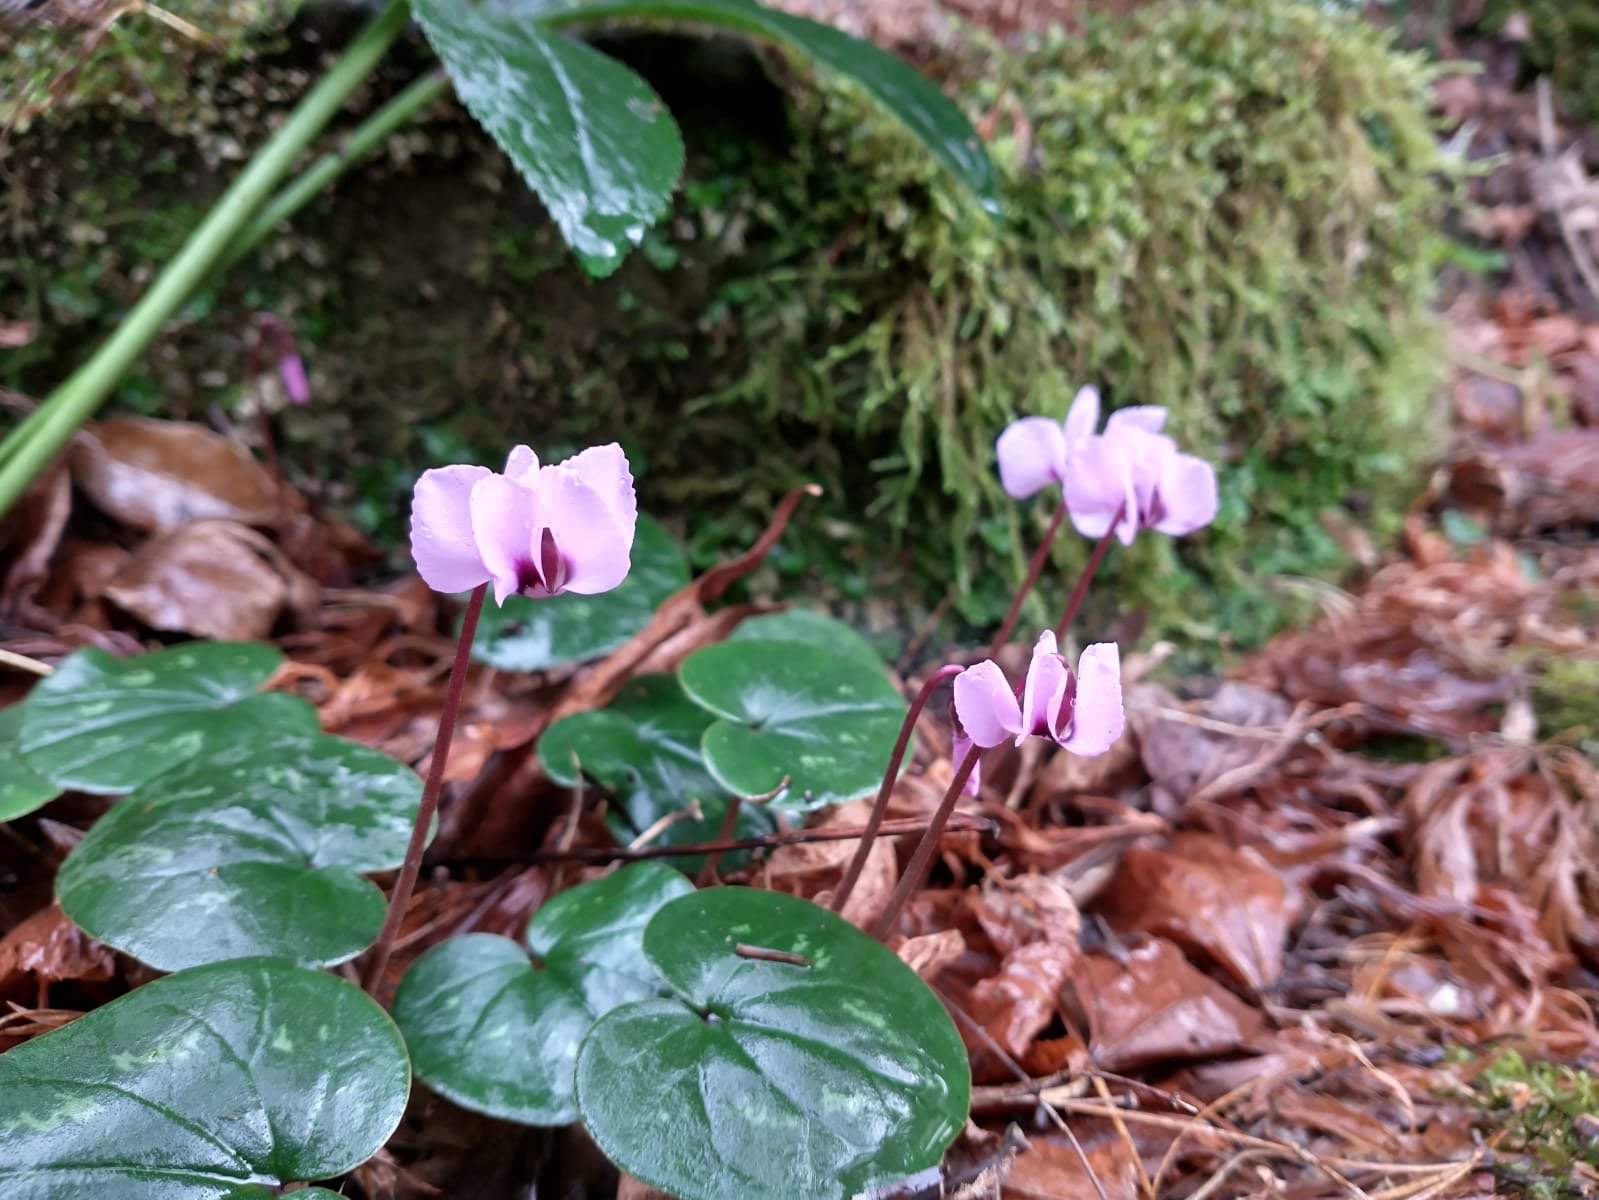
[[549, 442, 637, 535], [1019, 630, 1070, 742], [1063, 386, 1101, 447], [996, 417, 1070, 500], [1063, 436, 1134, 541], [504, 445, 540, 484], [541, 469, 633, 595], [1153, 452, 1219, 536], [1106, 405, 1168, 436], [410, 465, 493, 594], [469, 474, 541, 606], [1059, 642, 1124, 756], [952, 660, 1023, 748]]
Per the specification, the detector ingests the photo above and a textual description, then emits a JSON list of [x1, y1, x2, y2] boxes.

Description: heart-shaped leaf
[[472, 516, 688, 673], [15, 643, 319, 795], [0, 706, 59, 821], [0, 957, 410, 1199], [539, 674, 773, 868], [730, 608, 883, 667], [393, 862, 692, 1125], [678, 640, 907, 812], [56, 731, 421, 971], [413, 0, 685, 276], [575, 887, 970, 1200]]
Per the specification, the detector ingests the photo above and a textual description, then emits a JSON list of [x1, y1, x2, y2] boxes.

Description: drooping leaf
[[678, 639, 907, 812], [539, 674, 773, 868], [0, 706, 59, 821], [413, 0, 685, 276], [15, 643, 319, 795], [0, 957, 410, 1199], [56, 731, 421, 972], [729, 608, 883, 667], [471, 515, 688, 673], [393, 862, 692, 1125], [575, 887, 970, 1200]]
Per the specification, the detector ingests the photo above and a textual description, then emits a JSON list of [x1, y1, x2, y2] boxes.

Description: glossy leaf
[[0, 957, 410, 1199], [472, 515, 688, 673], [393, 862, 692, 1125], [541, 0, 999, 211], [539, 674, 773, 867], [679, 639, 907, 812], [413, 0, 684, 276], [575, 887, 970, 1200], [730, 608, 883, 667], [0, 706, 59, 821], [15, 643, 319, 795], [56, 732, 421, 972]]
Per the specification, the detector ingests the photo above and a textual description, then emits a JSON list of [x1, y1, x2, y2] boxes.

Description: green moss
[[1475, 1052, 1599, 1198], [1484, 0, 1599, 126]]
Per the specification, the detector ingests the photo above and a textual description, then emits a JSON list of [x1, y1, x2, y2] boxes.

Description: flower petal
[[952, 730, 982, 797], [541, 469, 634, 595], [1106, 405, 1167, 436], [469, 473, 541, 606], [1059, 642, 1124, 757], [549, 443, 636, 536], [410, 465, 492, 594], [996, 417, 1070, 500], [504, 445, 540, 485], [1153, 452, 1219, 537], [1063, 436, 1134, 541], [1019, 630, 1070, 743], [952, 660, 1022, 748], [1063, 386, 1101, 446]]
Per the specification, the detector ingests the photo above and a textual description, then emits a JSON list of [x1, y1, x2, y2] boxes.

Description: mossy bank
[[0, 0, 1451, 651]]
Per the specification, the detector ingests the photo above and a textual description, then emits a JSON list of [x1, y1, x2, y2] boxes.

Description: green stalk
[[0, 0, 413, 517]]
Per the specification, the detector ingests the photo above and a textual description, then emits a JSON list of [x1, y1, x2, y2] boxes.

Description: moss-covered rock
[[1, 0, 1451, 650]]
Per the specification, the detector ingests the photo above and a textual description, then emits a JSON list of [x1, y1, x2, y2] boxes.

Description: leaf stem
[[988, 497, 1068, 658], [1053, 519, 1120, 642], [362, 582, 487, 996], [869, 744, 983, 940], [830, 663, 962, 916]]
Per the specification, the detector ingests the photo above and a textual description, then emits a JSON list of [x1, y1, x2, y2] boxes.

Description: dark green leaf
[[393, 863, 692, 1125], [678, 640, 906, 812], [539, 674, 773, 869], [575, 887, 969, 1200], [729, 608, 883, 666], [414, 0, 685, 276], [471, 516, 688, 672], [15, 643, 319, 795], [56, 732, 421, 971], [0, 957, 410, 1199], [0, 706, 59, 821]]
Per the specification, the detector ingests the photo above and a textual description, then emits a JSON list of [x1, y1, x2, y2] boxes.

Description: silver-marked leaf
[[56, 731, 421, 971], [15, 643, 318, 795], [0, 706, 59, 821], [575, 887, 970, 1200], [539, 674, 773, 869], [678, 639, 907, 812], [0, 957, 410, 1200], [414, 0, 684, 276], [729, 608, 883, 667], [471, 515, 688, 673], [393, 862, 692, 1125]]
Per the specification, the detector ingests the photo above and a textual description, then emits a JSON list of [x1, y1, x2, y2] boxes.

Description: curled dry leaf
[[70, 417, 283, 532], [0, 904, 115, 997], [0, 465, 70, 617], [896, 928, 967, 980], [1129, 681, 1290, 806]]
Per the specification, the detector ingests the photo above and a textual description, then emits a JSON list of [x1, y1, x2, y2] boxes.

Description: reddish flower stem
[[831, 664, 963, 915], [870, 744, 983, 940], [362, 583, 487, 996], [1053, 519, 1120, 642], [988, 497, 1068, 658]]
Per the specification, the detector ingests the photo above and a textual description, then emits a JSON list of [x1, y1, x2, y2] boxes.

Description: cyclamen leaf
[[575, 887, 970, 1200], [56, 731, 421, 972], [15, 642, 318, 795], [0, 706, 59, 821], [393, 862, 692, 1125], [413, 0, 684, 277], [729, 608, 884, 667], [0, 958, 410, 1200]]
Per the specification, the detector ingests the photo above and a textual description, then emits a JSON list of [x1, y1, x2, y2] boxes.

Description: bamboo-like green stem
[[0, 0, 413, 518]]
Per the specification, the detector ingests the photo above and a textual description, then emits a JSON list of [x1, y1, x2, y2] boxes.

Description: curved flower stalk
[[364, 442, 636, 994]]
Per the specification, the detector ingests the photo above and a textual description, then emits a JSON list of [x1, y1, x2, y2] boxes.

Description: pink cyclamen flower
[[277, 354, 311, 407], [995, 386, 1218, 546], [410, 443, 637, 605], [950, 630, 1125, 794]]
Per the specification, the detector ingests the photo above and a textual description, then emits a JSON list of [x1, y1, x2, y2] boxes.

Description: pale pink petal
[[541, 470, 633, 595], [410, 465, 492, 594], [548, 442, 636, 535], [504, 445, 540, 485], [1063, 386, 1101, 447], [952, 730, 982, 797], [469, 474, 541, 606], [1059, 642, 1124, 757], [996, 417, 1070, 500], [1063, 437, 1134, 542], [952, 660, 1022, 748], [1106, 405, 1167, 436], [1019, 630, 1070, 743], [1152, 452, 1219, 536]]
